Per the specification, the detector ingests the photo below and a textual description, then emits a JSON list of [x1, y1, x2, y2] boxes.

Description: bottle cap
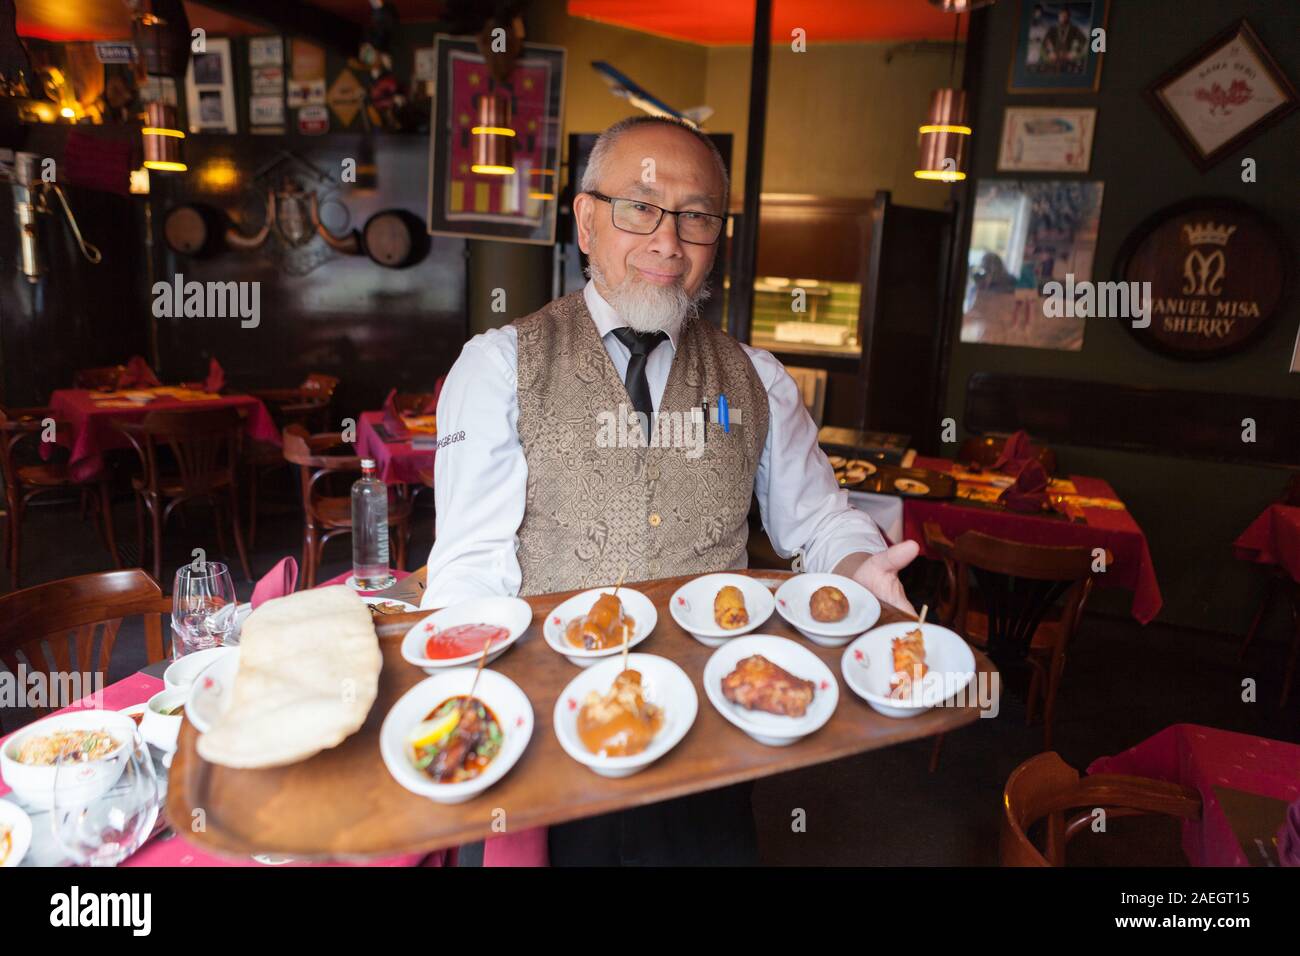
[[360, 458, 376, 469]]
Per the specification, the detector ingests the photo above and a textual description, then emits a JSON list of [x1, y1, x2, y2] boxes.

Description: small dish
[[140, 688, 189, 752], [894, 478, 931, 496], [668, 573, 775, 647], [0, 799, 32, 867], [773, 573, 882, 646], [401, 596, 533, 672], [840, 622, 977, 719], [702, 635, 838, 746], [542, 587, 657, 667], [163, 645, 237, 693], [183, 648, 240, 735], [0, 710, 137, 810]]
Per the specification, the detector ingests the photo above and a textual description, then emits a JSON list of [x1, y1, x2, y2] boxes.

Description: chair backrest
[[785, 366, 827, 428], [0, 407, 46, 501], [958, 434, 1058, 476], [282, 425, 362, 521], [0, 569, 172, 729], [73, 365, 127, 390], [926, 524, 1102, 663], [125, 407, 244, 496], [300, 373, 340, 401], [1000, 751, 1202, 866]]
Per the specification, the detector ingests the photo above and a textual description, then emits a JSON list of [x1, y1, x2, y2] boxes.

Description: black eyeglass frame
[[585, 190, 726, 245]]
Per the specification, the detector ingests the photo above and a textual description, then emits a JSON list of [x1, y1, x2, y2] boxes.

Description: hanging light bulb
[[914, 11, 972, 183]]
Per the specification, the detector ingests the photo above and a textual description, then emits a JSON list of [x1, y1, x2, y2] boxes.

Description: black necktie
[[610, 327, 667, 438]]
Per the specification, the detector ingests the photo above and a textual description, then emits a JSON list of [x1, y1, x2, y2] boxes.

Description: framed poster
[[1009, 1, 1108, 93], [960, 179, 1105, 352], [1145, 19, 1298, 171], [997, 107, 1096, 172], [184, 38, 236, 133], [426, 35, 566, 245], [1115, 198, 1291, 361]]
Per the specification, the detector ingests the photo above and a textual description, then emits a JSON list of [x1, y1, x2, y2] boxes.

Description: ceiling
[[567, 0, 968, 45], [16, 2, 267, 41]]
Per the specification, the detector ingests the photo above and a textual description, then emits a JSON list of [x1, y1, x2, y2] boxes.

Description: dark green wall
[[945, 0, 1300, 632]]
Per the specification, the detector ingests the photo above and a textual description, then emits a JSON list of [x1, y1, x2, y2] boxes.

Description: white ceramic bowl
[[400, 596, 533, 672], [773, 573, 881, 646], [164, 645, 237, 692], [552, 654, 697, 777], [364, 596, 420, 616], [702, 634, 838, 746], [0, 799, 32, 867], [140, 688, 188, 753], [668, 573, 775, 647], [380, 668, 533, 804], [840, 621, 977, 719], [542, 587, 657, 667], [183, 648, 240, 734], [0, 710, 137, 810]]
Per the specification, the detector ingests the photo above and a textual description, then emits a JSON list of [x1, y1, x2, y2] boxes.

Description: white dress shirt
[[421, 281, 887, 608]]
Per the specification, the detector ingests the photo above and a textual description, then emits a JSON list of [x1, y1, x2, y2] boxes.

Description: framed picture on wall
[[426, 35, 566, 245], [1008, 1, 1108, 93], [184, 38, 237, 133], [1145, 19, 1298, 171], [997, 107, 1096, 172]]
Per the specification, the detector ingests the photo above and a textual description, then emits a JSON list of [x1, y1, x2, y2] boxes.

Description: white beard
[[586, 252, 711, 340]]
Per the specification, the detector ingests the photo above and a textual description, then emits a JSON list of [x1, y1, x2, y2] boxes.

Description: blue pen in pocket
[[718, 393, 729, 433]]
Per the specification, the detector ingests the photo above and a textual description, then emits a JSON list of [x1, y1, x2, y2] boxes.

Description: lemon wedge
[[407, 711, 461, 751]]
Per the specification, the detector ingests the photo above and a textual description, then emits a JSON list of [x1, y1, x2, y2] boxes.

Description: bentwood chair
[[1000, 752, 1201, 866], [245, 373, 342, 547], [1239, 474, 1300, 707], [1, 405, 121, 589], [0, 569, 172, 732], [282, 425, 411, 588], [118, 407, 252, 584], [72, 365, 128, 391], [924, 523, 1106, 751], [958, 434, 1058, 477]]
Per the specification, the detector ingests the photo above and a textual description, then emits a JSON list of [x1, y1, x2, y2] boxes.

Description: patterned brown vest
[[513, 291, 769, 596]]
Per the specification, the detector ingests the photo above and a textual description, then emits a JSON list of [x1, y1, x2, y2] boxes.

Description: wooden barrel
[[362, 209, 430, 268], [163, 204, 223, 257]]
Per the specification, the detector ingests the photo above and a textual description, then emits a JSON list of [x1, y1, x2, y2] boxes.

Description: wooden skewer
[[917, 604, 928, 625], [448, 635, 494, 739]]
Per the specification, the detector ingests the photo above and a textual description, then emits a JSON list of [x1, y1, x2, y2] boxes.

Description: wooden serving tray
[[167, 570, 997, 860]]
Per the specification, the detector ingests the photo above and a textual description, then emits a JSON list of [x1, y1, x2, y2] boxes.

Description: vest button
[[648, 512, 661, 527]]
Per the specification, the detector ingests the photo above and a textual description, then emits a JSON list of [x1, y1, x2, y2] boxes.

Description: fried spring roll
[[713, 585, 749, 629]]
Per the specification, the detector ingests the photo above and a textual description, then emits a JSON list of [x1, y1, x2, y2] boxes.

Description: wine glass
[[51, 731, 160, 866], [172, 561, 239, 657]]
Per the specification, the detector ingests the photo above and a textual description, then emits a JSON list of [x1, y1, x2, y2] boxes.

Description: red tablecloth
[[1234, 504, 1300, 585], [354, 411, 436, 486], [44, 389, 281, 482], [1088, 724, 1300, 866], [904, 456, 1163, 624]]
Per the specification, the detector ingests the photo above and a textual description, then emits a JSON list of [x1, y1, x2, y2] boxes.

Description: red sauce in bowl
[[424, 623, 511, 660]]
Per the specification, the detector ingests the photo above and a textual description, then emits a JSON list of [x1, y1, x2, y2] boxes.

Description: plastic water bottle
[[351, 459, 395, 590]]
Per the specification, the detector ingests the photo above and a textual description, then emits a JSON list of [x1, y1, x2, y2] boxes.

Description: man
[[424, 115, 918, 864]]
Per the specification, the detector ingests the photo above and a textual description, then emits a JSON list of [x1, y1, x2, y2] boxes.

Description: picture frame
[[426, 35, 566, 245], [1008, 1, 1108, 94], [1145, 19, 1298, 172], [997, 107, 1096, 173], [184, 37, 236, 133]]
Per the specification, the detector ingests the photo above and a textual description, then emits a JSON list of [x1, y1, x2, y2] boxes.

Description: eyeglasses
[[586, 191, 725, 245]]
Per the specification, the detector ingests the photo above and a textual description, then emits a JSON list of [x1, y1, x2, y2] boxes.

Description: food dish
[[553, 654, 697, 777], [0, 710, 137, 809], [809, 585, 849, 623], [365, 599, 419, 616], [406, 696, 503, 784], [774, 573, 882, 646], [713, 585, 749, 630], [400, 596, 532, 671], [196, 587, 381, 769], [0, 800, 32, 868], [566, 592, 634, 650], [840, 621, 976, 719], [577, 670, 663, 757], [893, 478, 930, 496], [703, 635, 838, 746], [141, 688, 189, 752], [381, 668, 533, 803], [890, 628, 928, 700], [163, 645, 237, 692], [826, 454, 847, 469], [721, 655, 815, 717], [669, 573, 775, 646], [543, 587, 656, 666], [14, 728, 119, 766]]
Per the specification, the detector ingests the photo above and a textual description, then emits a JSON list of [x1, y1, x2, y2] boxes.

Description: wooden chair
[[1000, 751, 1201, 866], [924, 523, 1105, 749], [245, 373, 342, 547], [1240, 473, 1300, 707], [1, 405, 120, 589], [958, 434, 1058, 477], [283, 425, 411, 588], [72, 365, 127, 391], [118, 407, 252, 584], [0, 569, 172, 732]]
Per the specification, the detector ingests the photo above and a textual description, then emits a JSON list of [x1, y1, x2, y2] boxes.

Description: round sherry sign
[[1116, 198, 1290, 360]]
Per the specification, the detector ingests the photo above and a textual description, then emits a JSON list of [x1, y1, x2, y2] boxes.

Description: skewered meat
[[431, 704, 482, 782], [721, 655, 815, 717], [890, 629, 928, 699], [577, 669, 663, 757], [566, 593, 634, 650]]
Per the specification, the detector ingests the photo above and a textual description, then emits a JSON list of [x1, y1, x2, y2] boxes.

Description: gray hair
[[579, 116, 729, 205]]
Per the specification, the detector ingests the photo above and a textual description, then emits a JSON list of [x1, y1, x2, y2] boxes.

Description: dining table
[[157, 567, 998, 862], [1234, 504, 1300, 586], [352, 410, 436, 486], [42, 387, 281, 483], [859, 454, 1164, 624], [1088, 724, 1300, 867]]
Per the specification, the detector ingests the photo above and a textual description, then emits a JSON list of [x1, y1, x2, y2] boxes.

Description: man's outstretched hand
[[837, 540, 920, 617]]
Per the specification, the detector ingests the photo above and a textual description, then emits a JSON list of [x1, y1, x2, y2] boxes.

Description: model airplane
[[591, 60, 714, 127]]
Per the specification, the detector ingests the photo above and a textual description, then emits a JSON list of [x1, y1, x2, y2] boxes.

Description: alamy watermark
[[596, 403, 706, 459], [151, 273, 260, 328], [1041, 273, 1152, 329], [0, 665, 105, 710]]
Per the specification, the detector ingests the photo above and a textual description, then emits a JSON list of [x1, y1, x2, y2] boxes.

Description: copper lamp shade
[[914, 88, 970, 182], [471, 93, 516, 176], [142, 101, 186, 173]]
